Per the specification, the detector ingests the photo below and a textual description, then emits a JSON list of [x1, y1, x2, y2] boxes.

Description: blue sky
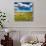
[[14, 2, 32, 12]]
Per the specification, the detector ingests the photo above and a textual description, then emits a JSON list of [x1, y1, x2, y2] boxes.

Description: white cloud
[[18, 3, 24, 7], [29, 3, 32, 6], [18, 3, 32, 8]]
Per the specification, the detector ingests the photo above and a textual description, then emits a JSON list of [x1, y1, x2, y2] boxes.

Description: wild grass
[[14, 12, 33, 21]]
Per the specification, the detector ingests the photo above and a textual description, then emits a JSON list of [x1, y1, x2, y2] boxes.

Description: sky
[[14, 2, 32, 12]]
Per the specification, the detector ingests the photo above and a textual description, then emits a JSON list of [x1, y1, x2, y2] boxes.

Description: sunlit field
[[14, 12, 33, 21]]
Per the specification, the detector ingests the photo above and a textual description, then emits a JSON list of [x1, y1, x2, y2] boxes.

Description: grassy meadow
[[14, 12, 33, 21]]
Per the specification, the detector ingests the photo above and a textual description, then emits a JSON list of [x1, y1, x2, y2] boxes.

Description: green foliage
[[0, 11, 6, 28]]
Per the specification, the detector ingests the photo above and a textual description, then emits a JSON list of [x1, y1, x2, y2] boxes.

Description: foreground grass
[[14, 12, 33, 21]]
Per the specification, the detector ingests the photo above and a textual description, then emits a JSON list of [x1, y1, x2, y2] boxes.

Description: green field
[[14, 12, 33, 21]]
